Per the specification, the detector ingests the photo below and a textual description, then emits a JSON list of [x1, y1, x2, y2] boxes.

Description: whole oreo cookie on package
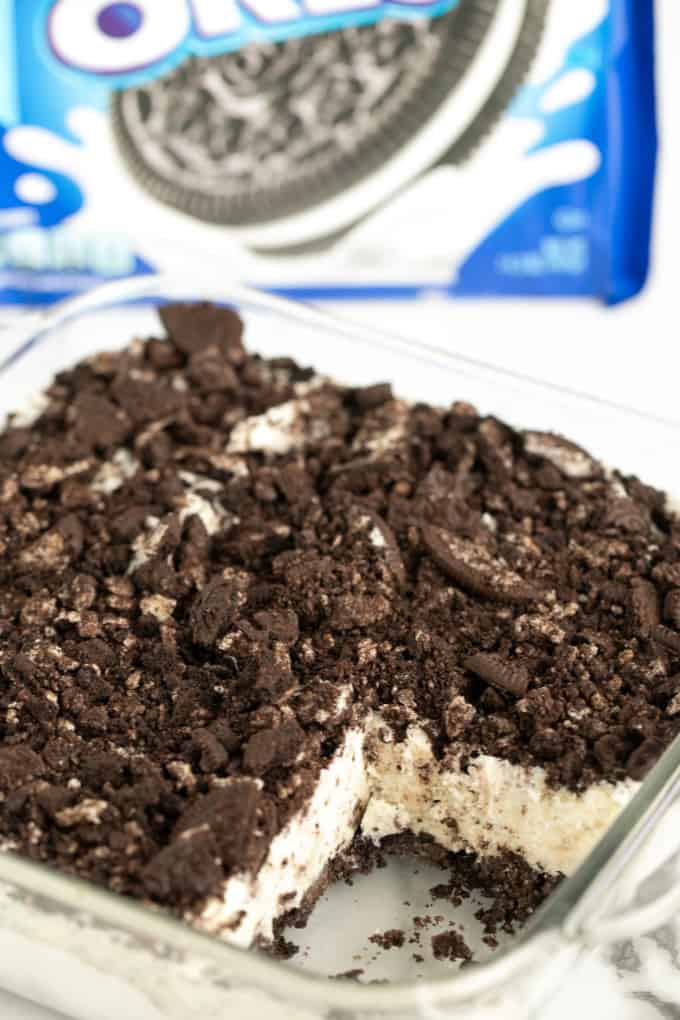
[[112, 0, 549, 250], [0, 1, 660, 303]]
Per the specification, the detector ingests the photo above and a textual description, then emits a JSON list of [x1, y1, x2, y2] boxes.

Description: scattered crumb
[[413, 915, 436, 930], [431, 930, 473, 963], [369, 929, 405, 950], [280, 835, 558, 970], [425, 845, 559, 937], [270, 935, 299, 959]]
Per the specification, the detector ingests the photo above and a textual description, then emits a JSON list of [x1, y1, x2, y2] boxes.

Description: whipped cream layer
[[192, 728, 369, 947], [194, 720, 638, 946], [362, 720, 640, 877]]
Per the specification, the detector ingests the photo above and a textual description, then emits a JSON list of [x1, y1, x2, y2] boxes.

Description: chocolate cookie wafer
[[111, 0, 549, 248]]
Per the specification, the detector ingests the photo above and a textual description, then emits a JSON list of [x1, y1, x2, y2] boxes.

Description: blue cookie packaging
[[0, 1, 657, 305]]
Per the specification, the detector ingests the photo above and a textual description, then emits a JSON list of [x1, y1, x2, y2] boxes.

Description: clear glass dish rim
[[4, 271, 680, 437], [0, 271, 677, 1013]]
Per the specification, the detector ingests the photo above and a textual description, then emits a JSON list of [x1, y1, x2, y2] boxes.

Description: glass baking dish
[[0, 273, 679, 1020]]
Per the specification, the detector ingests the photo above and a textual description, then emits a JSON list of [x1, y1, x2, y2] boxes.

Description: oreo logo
[[49, 2, 191, 75], [48, 0, 457, 80]]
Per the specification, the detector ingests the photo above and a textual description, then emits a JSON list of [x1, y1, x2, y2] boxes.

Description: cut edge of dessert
[[0, 301, 677, 964], [192, 714, 639, 949]]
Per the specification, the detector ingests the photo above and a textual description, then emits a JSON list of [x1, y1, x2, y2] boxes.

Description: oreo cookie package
[[0, 1, 656, 305]]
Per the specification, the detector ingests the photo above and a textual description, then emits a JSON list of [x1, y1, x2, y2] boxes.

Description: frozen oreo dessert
[[0, 303, 677, 952]]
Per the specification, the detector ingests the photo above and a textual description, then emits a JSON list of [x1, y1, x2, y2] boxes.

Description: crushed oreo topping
[[0, 303, 677, 927]]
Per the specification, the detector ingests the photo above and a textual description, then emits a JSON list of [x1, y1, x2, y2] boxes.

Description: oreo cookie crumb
[[269, 934, 300, 960], [334, 969, 364, 981], [369, 929, 405, 950], [431, 930, 472, 962]]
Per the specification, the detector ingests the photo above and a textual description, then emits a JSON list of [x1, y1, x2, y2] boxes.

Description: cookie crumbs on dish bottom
[[270, 833, 559, 966]]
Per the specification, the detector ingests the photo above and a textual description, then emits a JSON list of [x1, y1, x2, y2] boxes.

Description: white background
[[2, 1, 678, 1017]]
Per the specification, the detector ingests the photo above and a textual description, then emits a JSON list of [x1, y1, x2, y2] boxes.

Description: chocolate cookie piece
[[523, 431, 598, 479], [603, 498, 650, 535], [71, 393, 132, 450], [174, 780, 277, 872], [431, 929, 472, 962], [159, 302, 245, 361], [190, 574, 249, 646], [464, 653, 530, 698], [0, 746, 45, 792], [243, 720, 305, 776], [664, 590, 680, 629], [141, 829, 223, 902], [630, 578, 660, 638], [422, 526, 537, 603], [655, 625, 680, 656]]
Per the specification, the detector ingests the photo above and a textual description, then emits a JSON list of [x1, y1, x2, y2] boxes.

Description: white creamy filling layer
[[194, 720, 638, 946], [193, 728, 369, 947], [362, 721, 639, 877]]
